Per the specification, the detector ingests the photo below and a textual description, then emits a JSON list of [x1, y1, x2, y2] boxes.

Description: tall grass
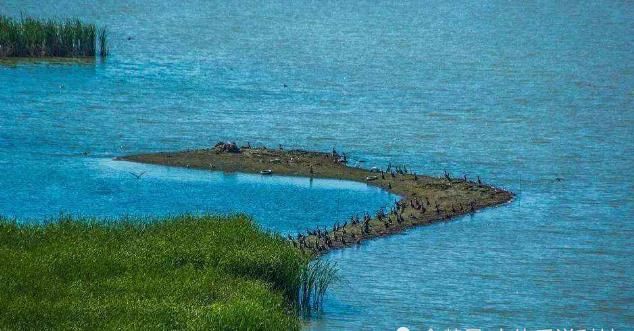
[[98, 27, 108, 57], [298, 260, 340, 314], [0, 214, 312, 329], [0, 15, 108, 57]]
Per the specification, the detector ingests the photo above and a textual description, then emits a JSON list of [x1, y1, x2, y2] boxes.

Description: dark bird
[[128, 171, 146, 179], [444, 170, 451, 181]]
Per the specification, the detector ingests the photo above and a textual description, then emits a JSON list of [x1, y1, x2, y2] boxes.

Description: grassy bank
[[0, 15, 108, 57], [0, 214, 319, 330]]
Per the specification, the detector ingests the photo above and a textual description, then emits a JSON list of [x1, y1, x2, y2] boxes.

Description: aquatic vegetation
[[298, 260, 340, 313], [0, 214, 327, 329], [0, 15, 108, 57], [98, 27, 108, 57]]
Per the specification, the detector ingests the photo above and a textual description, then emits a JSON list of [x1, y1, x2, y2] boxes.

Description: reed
[[98, 27, 108, 57], [0, 15, 107, 57], [298, 260, 340, 313]]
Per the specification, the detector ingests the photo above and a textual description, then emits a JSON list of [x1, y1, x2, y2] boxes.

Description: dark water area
[[1, 1, 632, 329]]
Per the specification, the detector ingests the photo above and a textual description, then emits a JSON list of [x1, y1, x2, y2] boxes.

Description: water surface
[[1, 1, 632, 329]]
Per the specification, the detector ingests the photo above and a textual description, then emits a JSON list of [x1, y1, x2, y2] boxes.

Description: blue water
[[0, 157, 397, 234], [1, 1, 633, 330]]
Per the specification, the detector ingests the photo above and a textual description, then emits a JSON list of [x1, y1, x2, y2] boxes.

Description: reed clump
[[0, 214, 335, 330], [298, 260, 340, 314], [0, 15, 108, 57]]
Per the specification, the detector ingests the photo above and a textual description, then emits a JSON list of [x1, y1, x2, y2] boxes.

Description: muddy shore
[[118, 143, 513, 255]]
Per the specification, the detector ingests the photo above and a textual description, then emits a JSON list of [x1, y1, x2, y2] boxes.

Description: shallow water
[[1, 0, 633, 329], [0, 158, 398, 234]]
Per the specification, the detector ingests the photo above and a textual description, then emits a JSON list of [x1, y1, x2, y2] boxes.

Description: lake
[[1, 0, 632, 329]]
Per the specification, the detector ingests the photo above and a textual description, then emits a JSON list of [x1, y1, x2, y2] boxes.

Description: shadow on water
[[0, 57, 99, 67]]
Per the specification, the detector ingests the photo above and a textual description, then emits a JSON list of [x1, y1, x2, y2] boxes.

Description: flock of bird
[[288, 159, 485, 254], [120, 145, 506, 256]]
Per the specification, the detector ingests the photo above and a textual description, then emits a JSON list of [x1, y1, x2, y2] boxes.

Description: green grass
[[0, 214, 325, 330], [299, 260, 339, 314], [0, 15, 107, 57]]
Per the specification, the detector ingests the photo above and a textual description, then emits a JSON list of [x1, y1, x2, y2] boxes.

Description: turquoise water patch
[[1, 157, 397, 234]]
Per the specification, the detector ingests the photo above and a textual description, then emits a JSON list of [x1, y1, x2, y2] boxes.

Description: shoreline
[[118, 143, 514, 255]]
